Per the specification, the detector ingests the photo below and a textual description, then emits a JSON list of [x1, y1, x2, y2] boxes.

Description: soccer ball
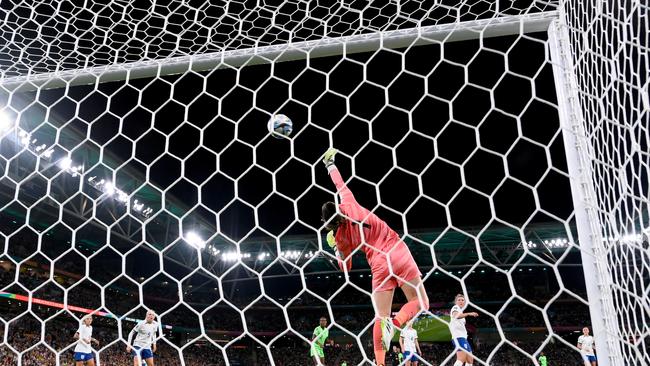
[[267, 114, 293, 138]]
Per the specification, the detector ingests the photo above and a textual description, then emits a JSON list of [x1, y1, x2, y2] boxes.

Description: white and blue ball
[[267, 114, 293, 138]]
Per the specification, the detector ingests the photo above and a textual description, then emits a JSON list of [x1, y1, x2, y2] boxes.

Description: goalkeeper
[[321, 148, 429, 366]]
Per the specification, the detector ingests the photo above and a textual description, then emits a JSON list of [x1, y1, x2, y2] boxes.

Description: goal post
[[0, 12, 558, 92], [550, 0, 650, 365], [548, 18, 623, 366]]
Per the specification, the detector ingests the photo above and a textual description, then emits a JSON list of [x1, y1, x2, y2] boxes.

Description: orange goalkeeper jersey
[[328, 166, 402, 271]]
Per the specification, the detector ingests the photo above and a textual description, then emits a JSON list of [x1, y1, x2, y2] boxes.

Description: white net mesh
[[557, 0, 650, 365], [0, 0, 556, 77], [0, 1, 646, 365]]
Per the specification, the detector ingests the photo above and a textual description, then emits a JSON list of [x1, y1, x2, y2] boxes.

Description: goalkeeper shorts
[[371, 241, 421, 292]]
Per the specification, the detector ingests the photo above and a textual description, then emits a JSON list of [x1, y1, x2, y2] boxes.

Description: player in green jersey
[[311, 317, 329, 365], [538, 351, 547, 366]]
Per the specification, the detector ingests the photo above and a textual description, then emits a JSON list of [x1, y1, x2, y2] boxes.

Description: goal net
[[554, 1, 649, 365], [0, 0, 645, 365]]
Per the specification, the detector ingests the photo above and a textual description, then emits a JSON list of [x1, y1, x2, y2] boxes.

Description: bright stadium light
[[103, 181, 115, 195], [222, 251, 242, 261], [115, 190, 129, 203], [41, 148, 54, 159], [59, 157, 72, 170], [70, 165, 82, 176], [185, 232, 206, 249], [133, 200, 144, 212], [18, 131, 30, 146]]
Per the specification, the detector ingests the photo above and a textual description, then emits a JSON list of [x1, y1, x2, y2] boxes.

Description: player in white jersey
[[126, 310, 160, 366], [73, 315, 99, 366], [449, 294, 478, 366], [577, 326, 597, 366], [399, 320, 422, 366]]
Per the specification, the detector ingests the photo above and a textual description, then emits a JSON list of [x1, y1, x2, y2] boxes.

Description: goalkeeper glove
[[326, 230, 337, 249], [322, 148, 337, 168]]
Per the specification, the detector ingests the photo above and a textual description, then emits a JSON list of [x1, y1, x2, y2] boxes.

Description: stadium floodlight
[[103, 181, 115, 196], [115, 191, 129, 203], [40, 148, 54, 159], [284, 250, 299, 259], [58, 157, 72, 170], [132, 200, 144, 212], [184, 232, 206, 249], [18, 131, 30, 146], [69, 165, 82, 176], [222, 251, 240, 261]]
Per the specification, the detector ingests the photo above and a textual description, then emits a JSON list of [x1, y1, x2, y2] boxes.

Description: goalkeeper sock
[[454, 361, 464, 366], [373, 319, 386, 365], [392, 298, 427, 327], [374, 349, 386, 366]]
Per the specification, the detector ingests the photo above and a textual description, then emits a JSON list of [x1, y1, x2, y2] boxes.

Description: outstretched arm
[[452, 310, 479, 319], [328, 166, 356, 204], [323, 149, 356, 204]]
